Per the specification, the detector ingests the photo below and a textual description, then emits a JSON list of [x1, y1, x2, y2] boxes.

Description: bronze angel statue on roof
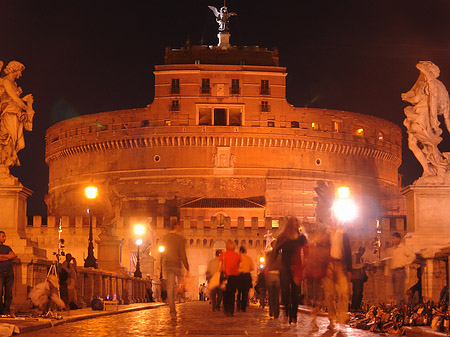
[[402, 61, 450, 184], [208, 5, 236, 32]]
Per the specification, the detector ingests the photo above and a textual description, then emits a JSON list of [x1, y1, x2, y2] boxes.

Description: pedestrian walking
[[274, 217, 308, 326], [350, 246, 367, 312], [0, 231, 15, 316], [237, 246, 254, 312], [219, 240, 240, 316], [303, 229, 330, 331], [389, 232, 415, 306], [322, 219, 352, 330], [161, 218, 190, 320], [265, 240, 281, 319], [206, 250, 223, 311]]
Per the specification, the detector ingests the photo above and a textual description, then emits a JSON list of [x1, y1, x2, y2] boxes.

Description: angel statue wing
[[208, 5, 220, 18]]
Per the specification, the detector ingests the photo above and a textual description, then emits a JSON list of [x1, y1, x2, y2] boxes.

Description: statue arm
[[2, 79, 29, 111]]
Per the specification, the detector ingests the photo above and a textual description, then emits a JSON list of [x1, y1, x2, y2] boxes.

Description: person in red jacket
[[219, 240, 241, 316]]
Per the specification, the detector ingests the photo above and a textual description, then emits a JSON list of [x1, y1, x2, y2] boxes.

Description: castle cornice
[[45, 132, 401, 167]]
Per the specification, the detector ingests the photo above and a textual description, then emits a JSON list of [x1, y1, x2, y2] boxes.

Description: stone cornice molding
[[46, 134, 401, 166]]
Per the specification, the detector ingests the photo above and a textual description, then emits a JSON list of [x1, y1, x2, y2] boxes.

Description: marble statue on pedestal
[[402, 61, 450, 184], [0, 61, 35, 184]]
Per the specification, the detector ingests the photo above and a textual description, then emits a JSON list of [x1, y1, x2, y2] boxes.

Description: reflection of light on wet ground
[[19, 302, 384, 337]]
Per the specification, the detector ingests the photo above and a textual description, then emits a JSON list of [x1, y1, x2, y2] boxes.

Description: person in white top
[[390, 232, 416, 306]]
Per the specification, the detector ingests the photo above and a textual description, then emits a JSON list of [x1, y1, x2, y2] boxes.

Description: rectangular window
[[291, 121, 299, 128], [311, 122, 319, 130], [170, 79, 180, 95], [268, 120, 275, 127], [165, 120, 172, 126], [231, 79, 240, 95], [170, 100, 180, 111], [229, 108, 242, 126], [201, 78, 211, 94], [260, 101, 270, 112], [333, 121, 340, 132], [141, 120, 149, 127], [199, 108, 212, 125], [260, 80, 270, 95]]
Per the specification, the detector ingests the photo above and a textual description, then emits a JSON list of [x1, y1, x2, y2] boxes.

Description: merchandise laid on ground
[[348, 302, 450, 335]]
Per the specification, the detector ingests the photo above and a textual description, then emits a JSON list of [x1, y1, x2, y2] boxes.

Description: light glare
[[134, 224, 145, 236], [85, 186, 98, 199], [332, 199, 357, 222], [158, 245, 165, 253], [136, 238, 143, 246]]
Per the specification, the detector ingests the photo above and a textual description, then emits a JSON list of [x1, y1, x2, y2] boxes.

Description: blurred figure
[[237, 246, 254, 312], [350, 246, 366, 312], [206, 250, 223, 311], [265, 241, 281, 319], [29, 275, 65, 314], [274, 217, 308, 326], [255, 268, 266, 308], [303, 230, 330, 331], [322, 219, 352, 330], [389, 232, 415, 306], [145, 275, 154, 302], [219, 240, 241, 316], [161, 218, 190, 320]]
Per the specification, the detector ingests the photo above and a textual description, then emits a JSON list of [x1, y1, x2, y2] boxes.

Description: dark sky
[[2, 0, 450, 216]]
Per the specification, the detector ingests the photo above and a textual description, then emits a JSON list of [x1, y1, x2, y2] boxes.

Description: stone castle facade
[[36, 42, 406, 297]]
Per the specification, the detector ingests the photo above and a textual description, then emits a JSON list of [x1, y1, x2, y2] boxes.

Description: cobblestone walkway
[[19, 301, 392, 337]]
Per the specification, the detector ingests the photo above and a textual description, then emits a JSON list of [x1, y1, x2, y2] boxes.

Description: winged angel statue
[[0, 60, 35, 181], [402, 61, 450, 184], [208, 5, 236, 32]]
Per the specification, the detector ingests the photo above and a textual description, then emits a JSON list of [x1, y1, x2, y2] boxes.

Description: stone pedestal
[[402, 184, 450, 302], [0, 183, 46, 259], [402, 185, 450, 255], [96, 233, 127, 275], [217, 32, 231, 48]]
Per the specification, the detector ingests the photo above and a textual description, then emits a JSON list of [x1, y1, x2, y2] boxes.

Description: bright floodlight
[[332, 199, 357, 222], [85, 186, 98, 199], [134, 224, 145, 236], [259, 256, 265, 264], [136, 238, 143, 246], [337, 186, 350, 199], [158, 245, 165, 253]]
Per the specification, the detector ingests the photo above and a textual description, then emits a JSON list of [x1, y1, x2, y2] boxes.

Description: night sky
[[2, 0, 450, 216]]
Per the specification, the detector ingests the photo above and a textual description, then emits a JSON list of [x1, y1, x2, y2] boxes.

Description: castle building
[[34, 29, 406, 297]]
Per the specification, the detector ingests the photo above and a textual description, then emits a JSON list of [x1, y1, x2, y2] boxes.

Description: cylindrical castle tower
[[45, 45, 403, 229]]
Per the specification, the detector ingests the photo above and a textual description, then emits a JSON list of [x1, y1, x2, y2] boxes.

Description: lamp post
[[134, 238, 143, 278], [84, 186, 98, 268], [134, 224, 145, 278], [158, 245, 165, 279]]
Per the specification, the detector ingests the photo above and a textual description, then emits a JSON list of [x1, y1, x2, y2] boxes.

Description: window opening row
[[170, 78, 270, 96]]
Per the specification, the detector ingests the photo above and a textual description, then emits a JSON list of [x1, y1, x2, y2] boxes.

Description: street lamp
[[84, 186, 98, 268], [134, 238, 143, 278], [332, 186, 357, 223], [158, 245, 165, 279], [134, 224, 145, 278], [259, 256, 265, 270]]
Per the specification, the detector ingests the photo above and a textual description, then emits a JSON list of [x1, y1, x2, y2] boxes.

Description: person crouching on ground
[[29, 275, 65, 314]]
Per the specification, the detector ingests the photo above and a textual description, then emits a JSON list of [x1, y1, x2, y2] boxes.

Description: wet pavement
[[16, 301, 401, 337]]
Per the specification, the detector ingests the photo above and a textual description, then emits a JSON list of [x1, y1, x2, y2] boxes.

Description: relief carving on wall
[[213, 147, 235, 168]]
